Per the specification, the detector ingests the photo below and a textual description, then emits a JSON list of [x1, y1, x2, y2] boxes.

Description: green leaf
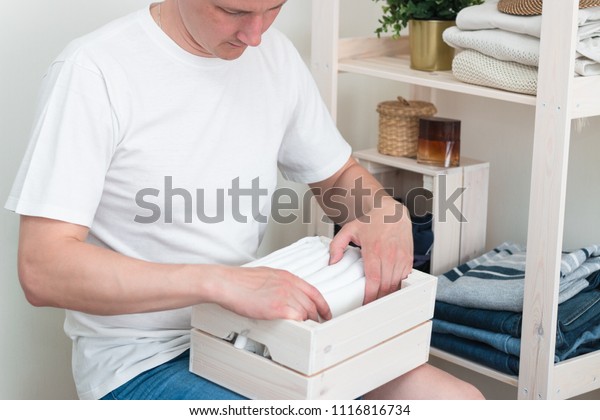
[[372, 0, 484, 37]]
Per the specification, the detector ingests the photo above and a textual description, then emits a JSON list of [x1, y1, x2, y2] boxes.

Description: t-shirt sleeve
[[5, 55, 118, 227], [276, 43, 351, 185]]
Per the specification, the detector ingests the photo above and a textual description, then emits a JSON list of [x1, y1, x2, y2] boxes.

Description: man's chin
[[213, 42, 248, 60]]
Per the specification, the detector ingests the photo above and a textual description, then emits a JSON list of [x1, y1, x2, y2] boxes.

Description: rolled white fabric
[[234, 236, 368, 354], [243, 236, 366, 318], [313, 256, 365, 294], [323, 276, 366, 318], [304, 246, 362, 287], [271, 244, 331, 279], [243, 236, 314, 268]]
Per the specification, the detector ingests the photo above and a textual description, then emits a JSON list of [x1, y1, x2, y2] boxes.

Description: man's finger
[[329, 227, 355, 265]]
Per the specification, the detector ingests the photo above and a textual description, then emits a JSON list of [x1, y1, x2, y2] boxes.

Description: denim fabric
[[582, 269, 600, 290], [100, 350, 246, 400], [431, 332, 520, 376], [435, 301, 522, 336], [435, 279, 600, 339], [433, 319, 521, 357], [432, 328, 600, 376], [433, 282, 600, 364], [562, 324, 600, 360]]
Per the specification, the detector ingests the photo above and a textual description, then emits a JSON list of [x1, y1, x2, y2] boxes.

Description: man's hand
[[217, 266, 332, 322], [329, 196, 413, 304], [309, 157, 415, 306]]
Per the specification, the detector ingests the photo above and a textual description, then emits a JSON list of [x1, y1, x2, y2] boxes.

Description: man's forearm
[[310, 157, 408, 226], [18, 216, 331, 321], [18, 216, 221, 315]]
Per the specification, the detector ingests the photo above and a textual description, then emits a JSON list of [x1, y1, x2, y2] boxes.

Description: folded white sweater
[[444, 26, 600, 77], [451, 49, 538, 95], [446, 1, 600, 85]]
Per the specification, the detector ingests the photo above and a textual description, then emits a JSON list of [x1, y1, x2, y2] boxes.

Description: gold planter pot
[[409, 19, 456, 72]]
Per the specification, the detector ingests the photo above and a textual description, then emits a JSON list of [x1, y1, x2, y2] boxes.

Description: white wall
[[1, 0, 158, 400], [2, 0, 599, 400]]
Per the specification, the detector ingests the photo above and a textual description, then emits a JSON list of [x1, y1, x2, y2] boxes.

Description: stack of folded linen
[[432, 242, 600, 375], [442, 0, 600, 95]]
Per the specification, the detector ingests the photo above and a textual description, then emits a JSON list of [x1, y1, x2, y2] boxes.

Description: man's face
[[177, 0, 287, 60]]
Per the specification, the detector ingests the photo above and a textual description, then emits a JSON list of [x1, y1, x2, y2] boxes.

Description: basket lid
[[497, 0, 600, 16], [377, 96, 437, 117]]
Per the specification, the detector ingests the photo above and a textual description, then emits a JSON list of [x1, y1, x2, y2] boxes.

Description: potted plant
[[373, 0, 484, 71]]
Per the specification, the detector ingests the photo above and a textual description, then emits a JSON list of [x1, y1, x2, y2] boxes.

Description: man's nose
[[237, 15, 264, 47]]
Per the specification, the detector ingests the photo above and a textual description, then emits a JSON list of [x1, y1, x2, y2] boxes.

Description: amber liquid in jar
[[417, 117, 461, 168], [417, 138, 460, 167]]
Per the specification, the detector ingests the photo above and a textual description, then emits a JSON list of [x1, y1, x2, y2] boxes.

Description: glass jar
[[417, 117, 461, 167]]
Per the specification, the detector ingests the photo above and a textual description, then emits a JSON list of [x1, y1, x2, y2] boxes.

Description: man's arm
[[309, 157, 413, 304], [17, 215, 331, 321]]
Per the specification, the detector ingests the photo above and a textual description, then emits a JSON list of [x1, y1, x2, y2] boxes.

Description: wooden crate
[[190, 270, 436, 399]]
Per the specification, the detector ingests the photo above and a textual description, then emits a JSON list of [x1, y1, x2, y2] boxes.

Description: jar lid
[[377, 96, 437, 118], [419, 116, 461, 142]]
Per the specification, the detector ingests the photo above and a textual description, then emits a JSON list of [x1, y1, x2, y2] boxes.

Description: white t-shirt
[[5, 7, 351, 399]]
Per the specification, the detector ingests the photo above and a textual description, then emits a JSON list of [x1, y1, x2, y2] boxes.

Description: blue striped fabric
[[436, 242, 600, 312]]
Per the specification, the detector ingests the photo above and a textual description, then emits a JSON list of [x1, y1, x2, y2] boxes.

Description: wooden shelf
[[353, 148, 484, 176], [339, 56, 537, 106], [430, 347, 519, 387], [338, 36, 600, 118], [312, 0, 600, 400], [337, 36, 536, 106]]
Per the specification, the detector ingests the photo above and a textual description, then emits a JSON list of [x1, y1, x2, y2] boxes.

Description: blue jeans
[[433, 319, 522, 357], [436, 272, 600, 338], [100, 350, 246, 400], [431, 332, 520, 376], [432, 275, 600, 369]]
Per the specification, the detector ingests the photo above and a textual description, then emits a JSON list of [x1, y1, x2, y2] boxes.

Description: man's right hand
[[215, 266, 332, 322]]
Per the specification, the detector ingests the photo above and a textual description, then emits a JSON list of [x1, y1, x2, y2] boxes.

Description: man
[[6, 0, 483, 400]]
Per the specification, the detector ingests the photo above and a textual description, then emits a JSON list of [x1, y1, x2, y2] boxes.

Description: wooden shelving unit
[[310, 0, 600, 399]]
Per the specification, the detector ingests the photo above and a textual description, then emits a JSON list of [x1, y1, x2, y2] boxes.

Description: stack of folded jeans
[[432, 242, 600, 375]]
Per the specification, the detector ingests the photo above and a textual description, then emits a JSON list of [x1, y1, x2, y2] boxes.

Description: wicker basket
[[376, 97, 437, 158]]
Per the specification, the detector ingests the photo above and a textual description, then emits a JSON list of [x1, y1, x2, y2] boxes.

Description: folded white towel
[[443, 26, 540, 66], [579, 36, 600, 62], [579, 21, 600, 40], [576, 56, 600, 75], [457, 0, 600, 38], [457, 0, 542, 37]]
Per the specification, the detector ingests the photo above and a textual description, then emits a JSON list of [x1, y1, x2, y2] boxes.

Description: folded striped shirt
[[436, 242, 600, 312]]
